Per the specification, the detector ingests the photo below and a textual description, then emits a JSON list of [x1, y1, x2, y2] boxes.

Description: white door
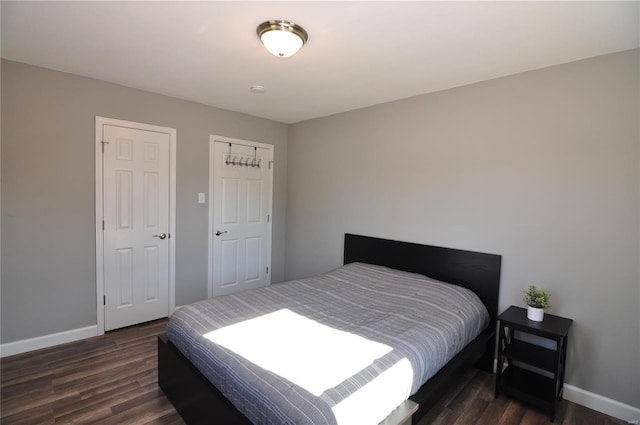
[[209, 137, 273, 297], [98, 119, 174, 331]]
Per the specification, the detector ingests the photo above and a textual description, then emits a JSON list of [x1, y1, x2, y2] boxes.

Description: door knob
[[153, 233, 167, 240], [215, 230, 228, 236]]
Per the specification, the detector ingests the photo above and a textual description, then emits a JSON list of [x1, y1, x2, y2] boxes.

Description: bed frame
[[158, 234, 502, 425]]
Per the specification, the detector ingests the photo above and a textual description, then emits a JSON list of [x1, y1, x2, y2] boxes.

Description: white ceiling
[[2, 1, 639, 124]]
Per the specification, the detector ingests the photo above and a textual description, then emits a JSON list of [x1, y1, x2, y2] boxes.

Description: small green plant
[[523, 285, 551, 309]]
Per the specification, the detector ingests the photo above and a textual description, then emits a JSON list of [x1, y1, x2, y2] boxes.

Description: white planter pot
[[527, 306, 544, 322]]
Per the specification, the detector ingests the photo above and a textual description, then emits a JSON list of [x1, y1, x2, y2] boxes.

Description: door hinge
[[102, 220, 105, 230], [101, 139, 109, 153], [266, 266, 269, 274], [103, 295, 106, 305], [267, 215, 270, 223]]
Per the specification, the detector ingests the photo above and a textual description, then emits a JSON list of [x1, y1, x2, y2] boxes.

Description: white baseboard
[[1, 311, 181, 358], [0, 325, 99, 358], [564, 384, 640, 422]]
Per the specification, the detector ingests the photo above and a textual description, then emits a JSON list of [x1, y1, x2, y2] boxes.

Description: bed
[[158, 234, 501, 425]]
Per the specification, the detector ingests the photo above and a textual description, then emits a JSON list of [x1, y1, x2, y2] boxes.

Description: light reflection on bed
[[204, 308, 414, 424]]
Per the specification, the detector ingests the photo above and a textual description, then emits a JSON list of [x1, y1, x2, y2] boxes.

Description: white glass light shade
[[257, 20, 308, 58], [260, 30, 303, 58]]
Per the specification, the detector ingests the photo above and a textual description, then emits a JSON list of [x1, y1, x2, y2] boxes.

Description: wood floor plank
[[519, 409, 547, 425], [496, 401, 527, 425], [1, 404, 55, 425], [452, 397, 490, 425], [1, 319, 630, 425], [53, 382, 143, 423], [475, 397, 509, 425]]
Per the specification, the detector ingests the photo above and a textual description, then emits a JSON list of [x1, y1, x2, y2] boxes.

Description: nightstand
[[494, 306, 573, 422]]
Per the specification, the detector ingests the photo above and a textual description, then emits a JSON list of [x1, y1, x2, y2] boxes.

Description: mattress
[[166, 262, 489, 425]]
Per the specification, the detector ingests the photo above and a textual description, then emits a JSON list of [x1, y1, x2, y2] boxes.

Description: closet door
[[209, 136, 273, 297]]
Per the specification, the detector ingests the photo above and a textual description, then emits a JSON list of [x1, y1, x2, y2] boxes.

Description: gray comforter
[[166, 262, 489, 425]]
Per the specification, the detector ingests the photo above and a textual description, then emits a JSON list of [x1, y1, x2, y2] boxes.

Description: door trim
[[208, 135, 273, 298], [95, 116, 176, 335]]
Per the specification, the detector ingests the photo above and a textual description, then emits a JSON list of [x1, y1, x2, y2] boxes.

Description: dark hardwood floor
[[0, 319, 627, 425]]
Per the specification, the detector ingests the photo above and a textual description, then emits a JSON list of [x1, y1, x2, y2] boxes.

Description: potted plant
[[523, 285, 551, 322]]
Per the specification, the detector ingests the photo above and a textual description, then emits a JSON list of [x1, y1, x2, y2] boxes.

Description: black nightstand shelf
[[495, 306, 573, 422]]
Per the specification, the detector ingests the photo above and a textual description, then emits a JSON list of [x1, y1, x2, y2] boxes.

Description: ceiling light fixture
[[257, 20, 308, 58]]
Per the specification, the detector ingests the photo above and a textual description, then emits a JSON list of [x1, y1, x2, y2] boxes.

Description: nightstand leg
[[495, 324, 506, 398]]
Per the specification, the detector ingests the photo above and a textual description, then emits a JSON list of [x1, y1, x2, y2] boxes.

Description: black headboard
[[343, 234, 502, 326]]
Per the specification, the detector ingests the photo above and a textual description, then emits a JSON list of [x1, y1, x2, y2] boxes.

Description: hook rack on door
[[225, 143, 261, 168]]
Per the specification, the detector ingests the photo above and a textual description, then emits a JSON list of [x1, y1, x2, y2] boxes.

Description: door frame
[[208, 135, 274, 298], [95, 116, 176, 335]]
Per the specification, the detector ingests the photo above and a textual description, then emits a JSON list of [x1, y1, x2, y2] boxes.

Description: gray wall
[[1, 59, 288, 342], [286, 50, 639, 407], [2, 50, 639, 408]]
